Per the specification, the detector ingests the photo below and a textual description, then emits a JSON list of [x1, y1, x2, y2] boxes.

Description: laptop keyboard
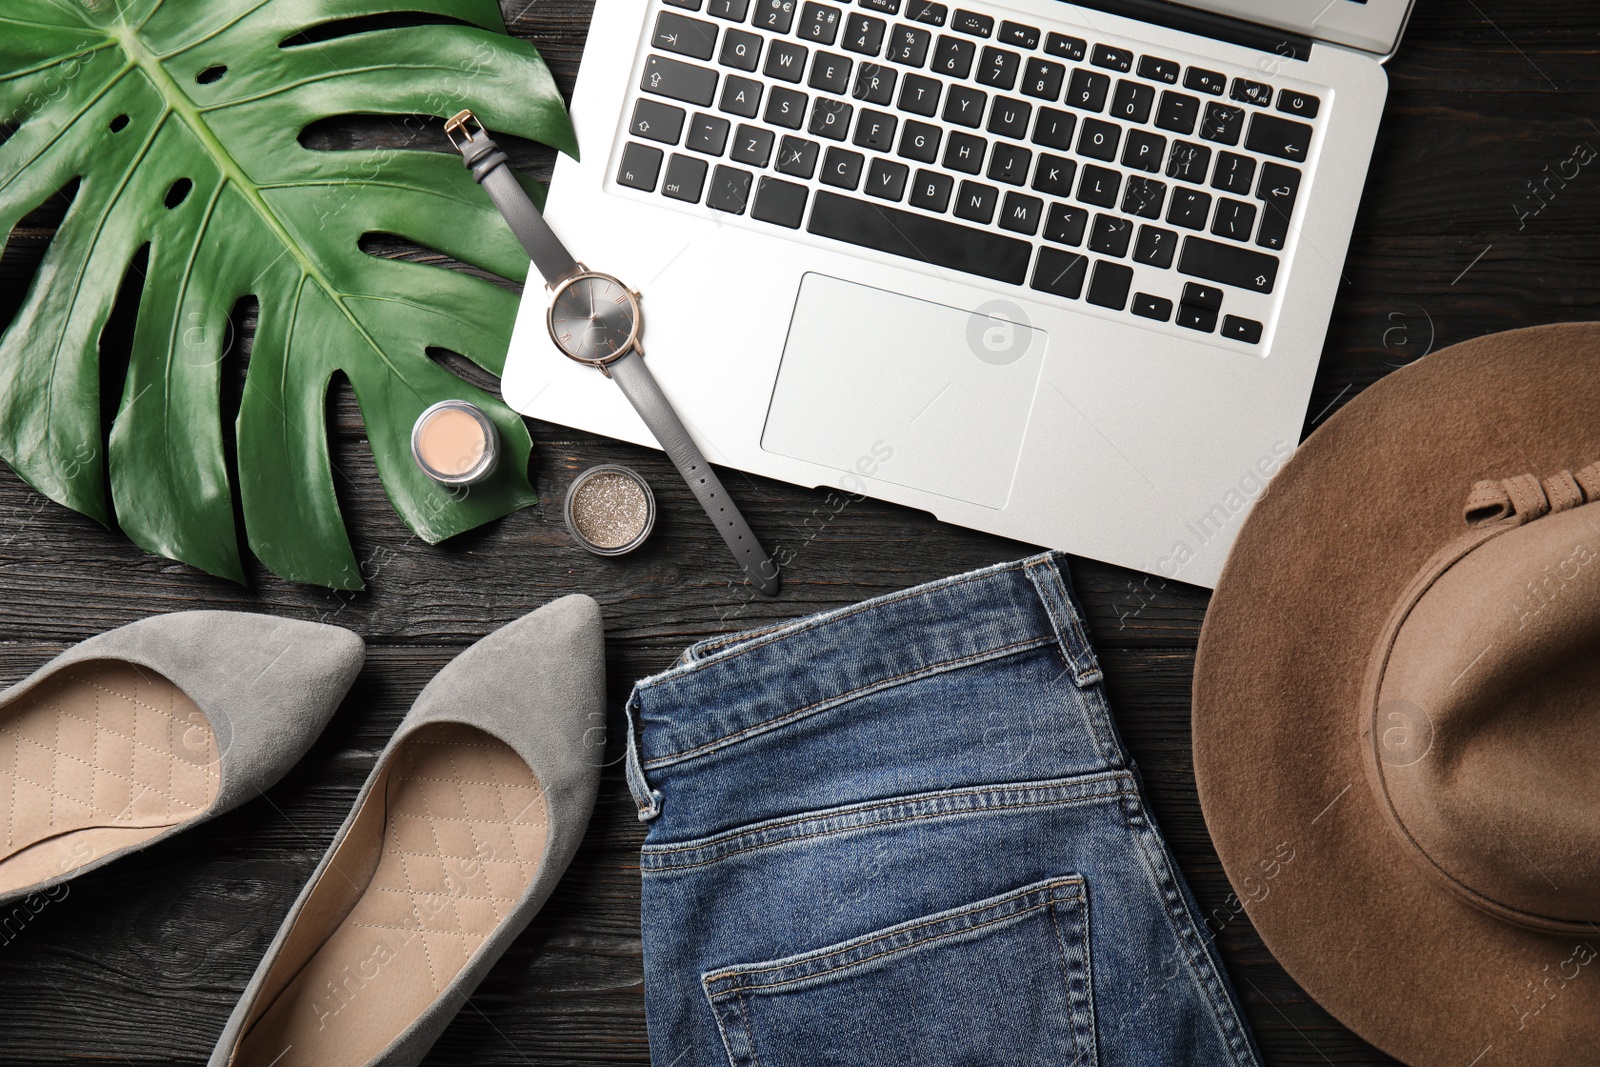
[[614, 0, 1326, 347]]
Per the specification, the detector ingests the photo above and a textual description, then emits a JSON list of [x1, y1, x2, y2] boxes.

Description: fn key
[[617, 142, 664, 191]]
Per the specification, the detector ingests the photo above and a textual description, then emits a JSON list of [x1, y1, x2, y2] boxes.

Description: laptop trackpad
[[761, 273, 1048, 510]]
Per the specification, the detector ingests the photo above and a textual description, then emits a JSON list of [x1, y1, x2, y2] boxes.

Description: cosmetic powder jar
[[411, 400, 498, 486], [564, 465, 655, 556]]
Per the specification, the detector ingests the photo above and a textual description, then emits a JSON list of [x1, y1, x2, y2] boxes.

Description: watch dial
[[550, 275, 637, 363]]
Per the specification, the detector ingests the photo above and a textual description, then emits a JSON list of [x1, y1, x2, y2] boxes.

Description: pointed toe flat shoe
[[209, 594, 606, 1067], [0, 611, 365, 906]]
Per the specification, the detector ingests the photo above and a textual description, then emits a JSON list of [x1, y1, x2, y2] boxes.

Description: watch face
[[549, 274, 638, 364]]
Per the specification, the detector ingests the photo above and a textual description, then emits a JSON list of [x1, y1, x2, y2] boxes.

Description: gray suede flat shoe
[[208, 594, 606, 1067], [0, 611, 365, 908]]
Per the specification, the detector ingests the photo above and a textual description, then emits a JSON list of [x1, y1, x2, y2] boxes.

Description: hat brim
[[1194, 323, 1600, 1066]]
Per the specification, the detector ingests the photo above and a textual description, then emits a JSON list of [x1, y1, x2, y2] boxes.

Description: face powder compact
[[411, 400, 498, 486], [564, 465, 656, 556]]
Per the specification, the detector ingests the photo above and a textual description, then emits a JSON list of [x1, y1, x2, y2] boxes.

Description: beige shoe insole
[[0, 659, 218, 896], [232, 722, 548, 1067]]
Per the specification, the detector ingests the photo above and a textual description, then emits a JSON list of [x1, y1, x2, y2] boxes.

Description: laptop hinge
[[1062, 0, 1313, 61]]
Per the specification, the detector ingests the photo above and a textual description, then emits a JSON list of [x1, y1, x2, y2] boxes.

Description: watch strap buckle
[[444, 109, 485, 150]]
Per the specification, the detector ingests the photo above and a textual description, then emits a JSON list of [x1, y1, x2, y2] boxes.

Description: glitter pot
[[411, 400, 498, 486], [564, 465, 656, 556]]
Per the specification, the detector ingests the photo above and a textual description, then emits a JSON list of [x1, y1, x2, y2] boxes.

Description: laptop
[[501, 0, 1413, 588]]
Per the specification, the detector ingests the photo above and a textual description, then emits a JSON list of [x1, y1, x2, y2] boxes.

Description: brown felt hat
[[1194, 323, 1600, 1067]]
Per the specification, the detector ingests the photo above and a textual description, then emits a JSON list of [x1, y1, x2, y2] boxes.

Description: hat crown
[[1369, 495, 1600, 932]]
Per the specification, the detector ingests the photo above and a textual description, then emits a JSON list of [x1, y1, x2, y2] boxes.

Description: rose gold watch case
[[544, 266, 644, 374]]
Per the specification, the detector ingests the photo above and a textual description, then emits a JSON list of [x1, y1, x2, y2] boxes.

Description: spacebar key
[[807, 191, 1033, 285], [1179, 236, 1280, 294]]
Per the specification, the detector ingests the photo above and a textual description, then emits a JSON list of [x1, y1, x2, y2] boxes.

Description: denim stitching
[[644, 789, 1135, 873], [1075, 885, 1098, 1065], [642, 635, 1058, 768], [641, 772, 1134, 865], [708, 895, 1080, 995], [703, 971, 748, 1067], [706, 878, 1084, 987]]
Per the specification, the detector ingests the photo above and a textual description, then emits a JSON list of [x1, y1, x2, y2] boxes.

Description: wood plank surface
[[0, 0, 1596, 1062]]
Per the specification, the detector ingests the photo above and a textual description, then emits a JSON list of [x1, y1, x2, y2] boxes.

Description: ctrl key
[[617, 142, 665, 191], [662, 153, 710, 202]]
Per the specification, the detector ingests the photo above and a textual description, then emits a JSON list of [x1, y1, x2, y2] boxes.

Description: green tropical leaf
[[0, 0, 575, 589]]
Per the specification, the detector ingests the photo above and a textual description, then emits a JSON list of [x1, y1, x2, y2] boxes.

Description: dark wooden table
[[0, 1, 1596, 1062]]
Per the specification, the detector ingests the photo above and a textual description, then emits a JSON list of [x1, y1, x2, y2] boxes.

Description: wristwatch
[[446, 110, 779, 596]]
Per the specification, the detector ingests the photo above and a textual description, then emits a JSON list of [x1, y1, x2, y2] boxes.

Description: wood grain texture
[[0, 0, 1596, 1062]]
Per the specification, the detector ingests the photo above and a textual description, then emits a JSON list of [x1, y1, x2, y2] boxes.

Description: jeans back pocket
[[702, 875, 1096, 1067]]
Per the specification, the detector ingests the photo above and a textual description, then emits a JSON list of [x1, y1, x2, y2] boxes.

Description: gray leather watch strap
[[455, 127, 578, 285], [609, 352, 780, 596]]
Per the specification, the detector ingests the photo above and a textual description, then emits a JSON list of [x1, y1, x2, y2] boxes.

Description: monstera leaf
[[0, 0, 575, 588]]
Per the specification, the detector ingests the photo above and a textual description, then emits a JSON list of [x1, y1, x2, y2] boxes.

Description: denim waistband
[[625, 552, 1102, 817]]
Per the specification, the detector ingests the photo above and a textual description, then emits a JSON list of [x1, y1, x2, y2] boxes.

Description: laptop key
[[1077, 164, 1120, 207], [907, 0, 947, 24], [1212, 151, 1255, 194], [654, 12, 719, 60], [887, 24, 933, 66], [643, 55, 719, 107], [719, 28, 763, 70], [999, 20, 1039, 48], [976, 46, 1021, 91], [1182, 283, 1222, 310], [951, 9, 993, 36], [1155, 91, 1198, 134], [765, 86, 808, 128], [777, 135, 821, 177], [808, 189, 1034, 282], [1254, 161, 1301, 250], [665, 0, 702, 9], [1184, 67, 1225, 95], [1021, 57, 1065, 100], [1044, 32, 1085, 61], [707, 0, 751, 20], [1133, 224, 1177, 268], [1122, 129, 1166, 172], [897, 72, 942, 115], [898, 120, 942, 161], [1066, 69, 1110, 112], [933, 35, 976, 78], [1091, 44, 1133, 72], [1032, 107, 1076, 150], [1222, 314, 1263, 343], [1231, 78, 1272, 107], [860, 0, 900, 13], [1166, 187, 1211, 229], [1044, 203, 1088, 246], [844, 12, 887, 54], [754, 0, 797, 32], [954, 179, 998, 222], [687, 113, 732, 155], [999, 191, 1043, 234], [822, 145, 865, 187], [1031, 247, 1089, 298], [1212, 197, 1256, 241], [1122, 175, 1166, 219], [987, 97, 1032, 139], [617, 142, 664, 191], [1200, 102, 1244, 146], [910, 168, 954, 211], [765, 40, 809, 82], [662, 153, 709, 201], [707, 164, 753, 212], [1132, 292, 1172, 320], [1089, 214, 1132, 256], [1087, 261, 1134, 309], [1138, 55, 1179, 84], [809, 98, 854, 139], [1179, 237, 1279, 293], [987, 142, 1031, 185], [1277, 89, 1320, 118], [1246, 113, 1313, 161], [867, 157, 911, 200], [853, 62, 898, 103], [718, 75, 763, 117], [942, 130, 986, 173], [1166, 140, 1211, 183], [731, 124, 776, 166], [853, 108, 898, 150], [799, 2, 843, 43], [1032, 154, 1075, 196], [808, 52, 854, 93], [943, 84, 987, 127], [1110, 79, 1155, 124], [631, 99, 687, 144], [1077, 118, 1120, 162], [1176, 302, 1217, 332]]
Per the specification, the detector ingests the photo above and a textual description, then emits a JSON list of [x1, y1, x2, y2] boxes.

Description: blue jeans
[[625, 552, 1261, 1067]]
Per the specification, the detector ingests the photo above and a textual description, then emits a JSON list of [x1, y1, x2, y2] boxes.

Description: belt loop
[[624, 689, 663, 822], [1024, 552, 1103, 688]]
